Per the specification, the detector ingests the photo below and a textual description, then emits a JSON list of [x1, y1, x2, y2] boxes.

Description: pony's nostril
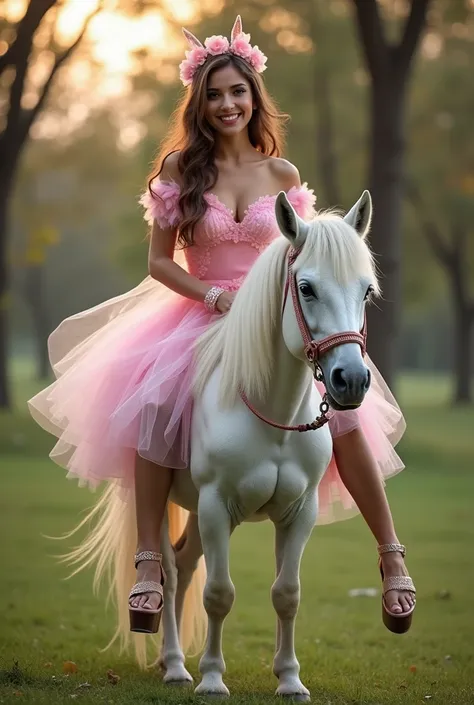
[[365, 368, 371, 391], [331, 368, 347, 392]]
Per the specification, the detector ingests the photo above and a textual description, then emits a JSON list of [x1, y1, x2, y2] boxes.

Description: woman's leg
[[129, 453, 173, 610], [332, 428, 415, 614]]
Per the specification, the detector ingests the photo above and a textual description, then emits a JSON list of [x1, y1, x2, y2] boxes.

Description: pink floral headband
[[179, 15, 268, 87]]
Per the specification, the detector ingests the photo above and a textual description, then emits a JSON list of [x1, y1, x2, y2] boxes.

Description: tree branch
[[21, 3, 102, 140], [351, 0, 388, 81], [0, 0, 57, 78], [3, 0, 58, 155], [395, 0, 432, 76]]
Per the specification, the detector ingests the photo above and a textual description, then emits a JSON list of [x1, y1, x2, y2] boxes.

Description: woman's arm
[[147, 152, 213, 304]]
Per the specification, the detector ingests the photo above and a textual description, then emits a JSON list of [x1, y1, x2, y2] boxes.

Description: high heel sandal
[[378, 543, 416, 634], [129, 551, 166, 634]]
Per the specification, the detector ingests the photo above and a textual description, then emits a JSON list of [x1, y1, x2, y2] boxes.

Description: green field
[[1, 365, 473, 704]]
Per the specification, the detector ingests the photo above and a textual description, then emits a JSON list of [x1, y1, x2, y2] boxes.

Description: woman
[[28, 16, 415, 644]]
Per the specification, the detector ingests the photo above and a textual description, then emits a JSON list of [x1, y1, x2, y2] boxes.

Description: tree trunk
[[25, 265, 51, 381], [366, 79, 405, 388], [352, 0, 431, 389], [453, 305, 473, 404], [310, 0, 341, 207], [0, 174, 12, 409]]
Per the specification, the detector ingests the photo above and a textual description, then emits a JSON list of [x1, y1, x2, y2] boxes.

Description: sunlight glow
[[3, 0, 191, 84]]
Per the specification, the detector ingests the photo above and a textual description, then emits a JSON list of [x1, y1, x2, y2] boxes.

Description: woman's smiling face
[[204, 64, 255, 136]]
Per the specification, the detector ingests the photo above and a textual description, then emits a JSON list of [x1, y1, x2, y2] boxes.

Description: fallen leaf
[[409, 665, 417, 673], [12, 692, 23, 697], [43, 662, 53, 669], [398, 682, 407, 689], [106, 669, 120, 685], [63, 661, 78, 675]]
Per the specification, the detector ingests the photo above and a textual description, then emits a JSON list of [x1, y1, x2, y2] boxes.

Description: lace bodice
[[140, 179, 316, 289]]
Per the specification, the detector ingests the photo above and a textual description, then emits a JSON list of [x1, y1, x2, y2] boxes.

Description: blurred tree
[[0, 0, 100, 407], [405, 11, 474, 403], [350, 0, 432, 388], [11, 104, 133, 374], [22, 224, 60, 380]]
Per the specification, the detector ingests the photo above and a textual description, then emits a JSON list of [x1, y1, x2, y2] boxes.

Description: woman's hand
[[216, 291, 236, 314]]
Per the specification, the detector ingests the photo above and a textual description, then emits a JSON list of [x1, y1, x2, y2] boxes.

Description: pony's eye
[[299, 282, 315, 299], [364, 285, 375, 301]]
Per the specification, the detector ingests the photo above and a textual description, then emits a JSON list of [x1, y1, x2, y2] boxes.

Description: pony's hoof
[[276, 683, 310, 702], [195, 678, 230, 698], [165, 679, 193, 687], [163, 667, 193, 686]]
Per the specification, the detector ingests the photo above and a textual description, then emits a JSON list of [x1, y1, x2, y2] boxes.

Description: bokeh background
[[0, 1, 473, 703]]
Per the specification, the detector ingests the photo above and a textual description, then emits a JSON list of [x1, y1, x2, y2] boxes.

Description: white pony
[[69, 190, 378, 701]]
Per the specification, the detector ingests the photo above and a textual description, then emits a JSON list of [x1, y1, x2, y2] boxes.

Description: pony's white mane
[[193, 213, 379, 406]]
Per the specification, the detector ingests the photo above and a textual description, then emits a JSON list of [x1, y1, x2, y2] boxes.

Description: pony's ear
[[344, 190, 372, 238], [275, 192, 309, 249]]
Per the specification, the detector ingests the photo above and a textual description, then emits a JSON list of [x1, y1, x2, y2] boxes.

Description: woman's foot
[[129, 556, 165, 610], [129, 551, 165, 634], [379, 550, 416, 614], [377, 543, 416, 634]]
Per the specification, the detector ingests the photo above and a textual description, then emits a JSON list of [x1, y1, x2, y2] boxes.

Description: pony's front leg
[[195, 486, 234, 697], [272, 494, 318, 702], [159, 515, 193, 686]]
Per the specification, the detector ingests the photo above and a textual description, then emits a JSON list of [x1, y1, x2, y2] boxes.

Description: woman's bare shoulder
[[267, 157, 301, 191], [160, 151, 182, 184]]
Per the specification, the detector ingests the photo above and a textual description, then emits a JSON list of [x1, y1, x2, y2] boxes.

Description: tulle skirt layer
[[28, 275, 406, 525]]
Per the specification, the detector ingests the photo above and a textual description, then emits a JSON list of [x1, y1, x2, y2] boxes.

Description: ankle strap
[[134, 550, 162, 568], [377, 543, 406, 557]]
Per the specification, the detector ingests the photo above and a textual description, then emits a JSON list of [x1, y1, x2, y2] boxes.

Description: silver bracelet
[[204, 286, 225, 313]]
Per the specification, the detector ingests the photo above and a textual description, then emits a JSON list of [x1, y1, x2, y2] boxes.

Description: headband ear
[[182, 27, 204, 49], [231, 15, 243, 40]]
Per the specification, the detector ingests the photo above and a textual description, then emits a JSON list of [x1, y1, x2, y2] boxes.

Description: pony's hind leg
[[174, 512, 203, 634], [271, 494, 318, 701], [195, 487, 234, 697], [159, 513, 193, 686]]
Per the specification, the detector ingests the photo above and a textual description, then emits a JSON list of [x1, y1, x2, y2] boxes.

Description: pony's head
[[275, 190, 379, 410]]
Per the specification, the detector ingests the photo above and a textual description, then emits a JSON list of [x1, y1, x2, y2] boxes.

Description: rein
[[240, 247, 367, 433]]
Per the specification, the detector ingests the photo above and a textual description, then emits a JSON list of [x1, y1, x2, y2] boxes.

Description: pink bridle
[[240, 247, 367, 432]]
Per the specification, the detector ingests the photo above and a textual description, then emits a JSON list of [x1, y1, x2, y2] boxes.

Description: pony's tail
[[62, 482, 206, 669]]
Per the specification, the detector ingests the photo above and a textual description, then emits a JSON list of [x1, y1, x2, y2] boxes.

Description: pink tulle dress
[[28, 180, 406, 524]]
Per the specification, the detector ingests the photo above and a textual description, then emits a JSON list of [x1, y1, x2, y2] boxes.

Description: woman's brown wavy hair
[[148, 52, 288, 247]]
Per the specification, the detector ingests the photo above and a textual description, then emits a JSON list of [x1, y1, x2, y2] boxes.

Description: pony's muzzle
[[328, 364, 371, 408]]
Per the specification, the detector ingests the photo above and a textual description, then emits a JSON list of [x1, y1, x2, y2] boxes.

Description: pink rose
[[231, 34, 252, 60], [249, 46, 267, 73], [204, 35, 230, 56], [186, 47, 208, 67], [179, 59, 195, 86]]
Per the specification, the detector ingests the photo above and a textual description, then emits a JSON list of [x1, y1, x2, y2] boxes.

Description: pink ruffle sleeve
[[139, 179, 181, 229], [286, 183, 317, 221]]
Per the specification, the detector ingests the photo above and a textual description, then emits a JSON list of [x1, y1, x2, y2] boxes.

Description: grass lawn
[[0, 364, 473, 703]]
